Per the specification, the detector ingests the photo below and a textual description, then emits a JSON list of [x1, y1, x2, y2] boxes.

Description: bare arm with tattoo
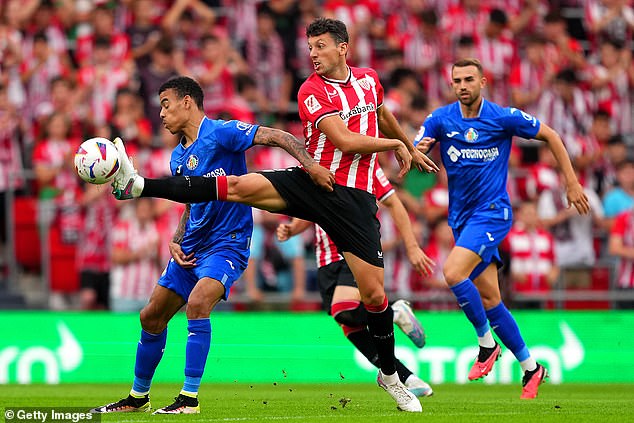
[[168, 204, 196, 268], [253, 126, 335, 191]]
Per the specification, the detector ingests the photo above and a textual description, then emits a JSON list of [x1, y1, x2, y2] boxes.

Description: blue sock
[[486, 302, 530, 361], [132, 329, 167, 395], [450, 278, 489, 337], [182, 319, 212, 396]]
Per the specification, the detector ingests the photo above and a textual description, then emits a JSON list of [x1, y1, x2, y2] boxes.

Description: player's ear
[[339, 42, 348, 56], [183, 95, 191, 109]]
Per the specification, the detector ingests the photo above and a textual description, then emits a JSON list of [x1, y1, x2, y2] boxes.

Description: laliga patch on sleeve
[[304, 94, 322, 114]]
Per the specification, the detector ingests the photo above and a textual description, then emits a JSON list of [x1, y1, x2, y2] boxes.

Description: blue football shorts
[[158, 245, 249, 302], [452, 207, 512, 280]]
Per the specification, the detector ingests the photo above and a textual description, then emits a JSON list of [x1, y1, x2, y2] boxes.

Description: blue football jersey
[[414, 99, 540, 228], [170, 117, 258, 254]]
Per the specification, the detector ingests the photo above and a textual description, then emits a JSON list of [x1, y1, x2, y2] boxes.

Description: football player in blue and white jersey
[[414, 58, 590, 399], [91, 76, 333, 415]]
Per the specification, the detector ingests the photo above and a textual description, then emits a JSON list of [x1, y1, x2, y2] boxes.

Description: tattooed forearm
[[253, 127, 318, 169], [171, 204, 190, 244]]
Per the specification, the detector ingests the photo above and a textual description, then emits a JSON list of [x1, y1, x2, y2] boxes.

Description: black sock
[[346, 329, 410, 383], [366, 306, 396, 375], [478, 344, 498, 362], [141, 176, 218, 203]]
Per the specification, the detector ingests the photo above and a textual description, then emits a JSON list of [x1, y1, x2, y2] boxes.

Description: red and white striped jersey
[[475, 33, 516, 105], [610, 210, 634, 289], [298, 66, 384, 193], [313, 167, 394, 267], [110, 218, 160, 301], [507, 224, 556, 293]]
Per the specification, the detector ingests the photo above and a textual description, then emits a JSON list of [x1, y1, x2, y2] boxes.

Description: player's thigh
[[443, 246, 483, 286], [342, 252, 385, 305], [186, 277, 226, 318], [140, 284, 187, 333], [228, 173, 287, 211], [473, 263, 502, 308], [332, 285, 362, 304]]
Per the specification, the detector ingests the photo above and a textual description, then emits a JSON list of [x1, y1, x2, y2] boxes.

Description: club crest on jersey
[[186, 155, 199, 170], [357, 77, 371, 91], [464, 127, 479, 142], [304, 94, 322, 114]]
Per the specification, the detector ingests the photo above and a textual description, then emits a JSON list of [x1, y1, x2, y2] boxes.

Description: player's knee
[[443, 262, 466, 286], [332, 301, 368, 327], [185, 298, 213, 319], [139, 306, 166, 333]]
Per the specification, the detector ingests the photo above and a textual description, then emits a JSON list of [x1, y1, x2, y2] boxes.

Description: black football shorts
[[260, 167, 383, 267]]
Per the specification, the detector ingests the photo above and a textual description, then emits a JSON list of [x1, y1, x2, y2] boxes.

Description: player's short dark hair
[[159, 76, 204, 110], [306, 18, 349, 44], [453, 58, 484, 76]]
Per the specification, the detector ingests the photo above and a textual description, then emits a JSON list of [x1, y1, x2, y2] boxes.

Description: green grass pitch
[[1, 382, 633, 422]]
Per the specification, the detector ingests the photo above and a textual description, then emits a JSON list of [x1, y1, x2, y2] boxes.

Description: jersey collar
[[320, 66, 352, 85], [459, 98, 486, 119]]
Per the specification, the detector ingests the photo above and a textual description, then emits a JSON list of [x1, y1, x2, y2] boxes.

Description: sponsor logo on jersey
[[446, 131, 460, 138], [464, 127, 479, 142], [304, 94, 322, 114], [186, 155, 199, 170], [339, 103, 376, 121], [446, 146, 499, 163], [203, 168, 227, 177]]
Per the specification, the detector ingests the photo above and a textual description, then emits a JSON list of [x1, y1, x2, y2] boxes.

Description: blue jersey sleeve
[[413, 113, 440, 150], [502, 107, 541, 140], [215, 120, 259, 153]]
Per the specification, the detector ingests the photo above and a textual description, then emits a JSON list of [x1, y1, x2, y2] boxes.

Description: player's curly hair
[[159, 76, 204, 110], [306, 18, 349, 44]]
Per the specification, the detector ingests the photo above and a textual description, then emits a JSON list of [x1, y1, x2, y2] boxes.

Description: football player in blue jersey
[[413, 58, 590, 399], [90, 76, 333, 415]]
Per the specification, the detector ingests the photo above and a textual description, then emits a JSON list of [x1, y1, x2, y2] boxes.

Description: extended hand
[[567, 183, 590, 214], [395, 144, 413, 178], [412, 148, 439, 173], [306, 163, 335, 192], [169, 241, 196, 268], [407, 247, 436, 276]]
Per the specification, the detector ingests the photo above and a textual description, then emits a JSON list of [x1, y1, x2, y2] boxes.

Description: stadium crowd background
[[1, 0, 633, 311]]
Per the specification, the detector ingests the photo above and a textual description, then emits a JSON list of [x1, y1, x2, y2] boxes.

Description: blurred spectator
[[475, 9, 516, 105], [417, 218, 455, 310], [243, 8, 290, 115], [399, 9, 445, 109], [323, 0, 384, 68], [20, 32, 69, 122], [538, 166, 605, 287], [536, 68, 594, 156], [608, 207, 634, 308], [510, 34, 555, 117], [0, 83, 24, 260], [192, 34, 239, 118], [0, 11, 25, 109], [440, 0, 490, 46], [384, 67, 420, 120], [161, 0, 216, 67], [77, 183, 117, 310], [109, 88, 153, 154], [75, 4, 130, 68], [127, 0, 163, 72], [34, 76, 88, 141], [110, 197, 160, 312], [586, 40, 633, 134], [243, 209, 307, 303], [384, 0, 427, 52], [137, 35, 179, 138], [542, 10, 587, 71], [77, 35, 132, 127], [603, 156, 634, 223], [506, 200, 558, 308], [584, 0, 634, 51]]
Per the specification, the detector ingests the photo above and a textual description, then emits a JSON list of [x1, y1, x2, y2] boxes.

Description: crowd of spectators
[[1, 0, 634, 311]]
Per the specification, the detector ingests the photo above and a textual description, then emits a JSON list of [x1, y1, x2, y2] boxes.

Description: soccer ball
[[74, 137, 120, 184]]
